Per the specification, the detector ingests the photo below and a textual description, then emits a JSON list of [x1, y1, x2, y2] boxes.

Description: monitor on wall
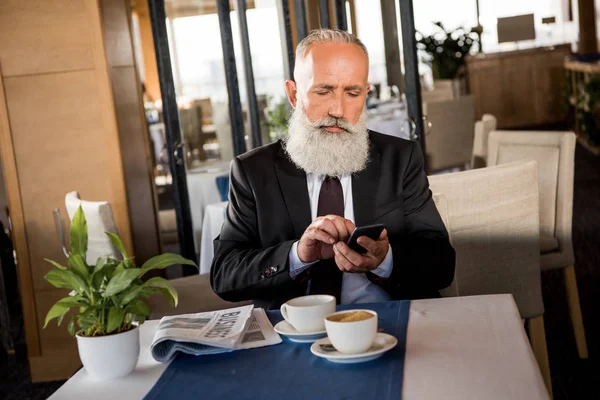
[[497, 14, 536, 44]]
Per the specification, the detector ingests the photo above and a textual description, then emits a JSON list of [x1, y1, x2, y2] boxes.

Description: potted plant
[[416, 22, 478, 96], [264, 98, 291, 141], [43, 206, 196, 380]]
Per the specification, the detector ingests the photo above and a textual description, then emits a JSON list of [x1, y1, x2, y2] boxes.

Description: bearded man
[[210, 29, 455, 309]]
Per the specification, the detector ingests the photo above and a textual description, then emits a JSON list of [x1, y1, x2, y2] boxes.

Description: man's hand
[[297, 216, 355, 263], [332, 229, 389, 273]]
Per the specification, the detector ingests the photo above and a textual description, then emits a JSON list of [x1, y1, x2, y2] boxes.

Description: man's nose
[[328, 95, 344, 119]]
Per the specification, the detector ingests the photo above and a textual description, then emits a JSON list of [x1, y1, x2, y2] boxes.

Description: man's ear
[[284, 80, 297, 108]]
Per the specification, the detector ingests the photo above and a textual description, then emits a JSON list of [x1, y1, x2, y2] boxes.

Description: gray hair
[[295, 29, 369, 62]]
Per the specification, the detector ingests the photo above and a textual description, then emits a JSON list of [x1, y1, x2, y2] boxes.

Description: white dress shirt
[[288, 174, 393, 304]]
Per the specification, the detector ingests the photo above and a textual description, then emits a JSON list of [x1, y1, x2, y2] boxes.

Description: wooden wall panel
[[0, 0, 139, 381], [0, 0, 95, 77], [0, 65, 41, 357], [4, 71, 113, 291]]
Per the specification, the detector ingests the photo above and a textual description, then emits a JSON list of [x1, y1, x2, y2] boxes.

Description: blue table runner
[[144, 300, 410, 400]]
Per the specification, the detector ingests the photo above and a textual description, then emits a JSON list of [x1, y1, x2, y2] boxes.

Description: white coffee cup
[[280, 295, 336, 333], [325, 309, 378, 354]]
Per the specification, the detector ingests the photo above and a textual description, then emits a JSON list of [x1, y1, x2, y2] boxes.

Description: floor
[[0, 143, 599, 400]]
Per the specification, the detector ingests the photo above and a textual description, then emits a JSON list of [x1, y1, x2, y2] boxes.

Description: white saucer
[[273, 320, 327, 343], [310, 333, 398, 363]]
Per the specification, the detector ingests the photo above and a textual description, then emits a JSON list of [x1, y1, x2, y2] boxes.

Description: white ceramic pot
[[76, 326, 140, 380]]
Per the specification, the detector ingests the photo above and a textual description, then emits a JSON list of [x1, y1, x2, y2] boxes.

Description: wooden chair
[[488, 130, 587, 360]]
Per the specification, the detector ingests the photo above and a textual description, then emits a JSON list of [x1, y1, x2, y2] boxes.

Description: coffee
[[327, 310, 374, 323], [325, 309, 378, 354]]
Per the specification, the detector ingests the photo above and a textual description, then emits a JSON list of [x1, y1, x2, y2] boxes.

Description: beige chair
[[487, 130, 587, 360], [65, 191, 119, 265], [423, 95, 475, 172], [429, 161, 552, 397], [471, 114, 497, 168]]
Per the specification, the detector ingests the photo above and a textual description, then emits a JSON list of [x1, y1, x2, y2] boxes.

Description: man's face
[[285, 42, 370, 128]]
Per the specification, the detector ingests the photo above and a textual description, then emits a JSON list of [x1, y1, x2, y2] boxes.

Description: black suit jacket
[[210, 131, 455, 309]]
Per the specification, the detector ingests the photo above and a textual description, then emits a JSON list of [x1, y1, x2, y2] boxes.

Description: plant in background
[[575, 77, 600, 145], [416, 22, 478, 80], [264, 98, 291, 140], [44, 206, 196, 337]]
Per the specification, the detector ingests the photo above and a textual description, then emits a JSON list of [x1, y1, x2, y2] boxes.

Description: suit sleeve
[[373, 141, 455, 299], [210, 157, 299, 302]]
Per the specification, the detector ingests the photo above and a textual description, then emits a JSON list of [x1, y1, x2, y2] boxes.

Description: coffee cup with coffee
[[280, 295, 336, 333], [325, 309, 377, 354]]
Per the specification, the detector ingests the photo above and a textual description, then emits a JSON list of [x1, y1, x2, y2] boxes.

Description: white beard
[[283, 106, 370, 176]]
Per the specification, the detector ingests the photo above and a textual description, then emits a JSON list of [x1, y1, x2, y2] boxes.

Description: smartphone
[[346, 223, 385, 254]]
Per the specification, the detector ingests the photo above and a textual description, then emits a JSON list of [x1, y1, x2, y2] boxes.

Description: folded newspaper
[[150, 305, 282, 362]]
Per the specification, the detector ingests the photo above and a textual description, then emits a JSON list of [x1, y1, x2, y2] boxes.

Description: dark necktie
[[308, 176, 344, 303]]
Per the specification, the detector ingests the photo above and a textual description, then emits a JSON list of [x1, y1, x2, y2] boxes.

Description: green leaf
[[94, 256, 108, 274], [44, 258, 67, 270], [143, 277, 178, 307], [69, 206, 88, 259], [112, 262, 126, 279], [57, 295, 87, 308], [140, 254, 197, 274], [118, 285, 145, 306], [44, 295, 89, 328], [45, 269, 89, 293], [104, 269, 143, 297], [126, 299, 151, 319], [107, 308, 126, 333], [67, 314, 77, 337], [44, 303, 70, 328], [68, 253, 89, 279], [106, 232, 128, 258], [77, 306, 100, 331]]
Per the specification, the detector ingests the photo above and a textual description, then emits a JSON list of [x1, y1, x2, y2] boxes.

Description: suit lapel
[[352, 147, 380, 226], [274, 144, 312, 239]]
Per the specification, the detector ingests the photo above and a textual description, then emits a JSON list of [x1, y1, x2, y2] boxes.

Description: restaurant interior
[[0, 0, 599, 399]]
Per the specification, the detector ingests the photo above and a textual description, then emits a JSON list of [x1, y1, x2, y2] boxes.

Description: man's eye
[[348, 93, 359, 97], [316, 92, 328, 96]]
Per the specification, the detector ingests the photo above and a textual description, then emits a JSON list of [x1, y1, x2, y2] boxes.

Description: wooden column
[[100, 0, 161, 265], [132, 0, 161, 102], [0, 0, 156, 381], [577, 0, 598, 54]]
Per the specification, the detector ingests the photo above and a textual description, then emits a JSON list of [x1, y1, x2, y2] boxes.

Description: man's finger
[[324, 215, 350, 241], [313, 218, 340, 241], [356, 236, 380, 255], [343, 219, 356, 240], [334, 241, 365, 267], [333, 245, 358, 272], [306, 227, 336, 245]]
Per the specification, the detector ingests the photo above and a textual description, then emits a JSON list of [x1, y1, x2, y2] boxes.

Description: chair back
[[472, 114, 497, 167], [424, 96, 475, 171], [65, 191, 119, 265], [487, 131, 575, 267], [428, 161, 543, 319]]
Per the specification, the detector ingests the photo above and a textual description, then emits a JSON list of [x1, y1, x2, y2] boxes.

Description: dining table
[[48, 294, 549, 400]]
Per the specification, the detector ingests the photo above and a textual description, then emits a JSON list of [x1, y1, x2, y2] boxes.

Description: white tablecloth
[[199, 201, 228, 274], [48, 294, 549, 400], [186, 166, 229, 253], [367, 103, 411, 140]]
